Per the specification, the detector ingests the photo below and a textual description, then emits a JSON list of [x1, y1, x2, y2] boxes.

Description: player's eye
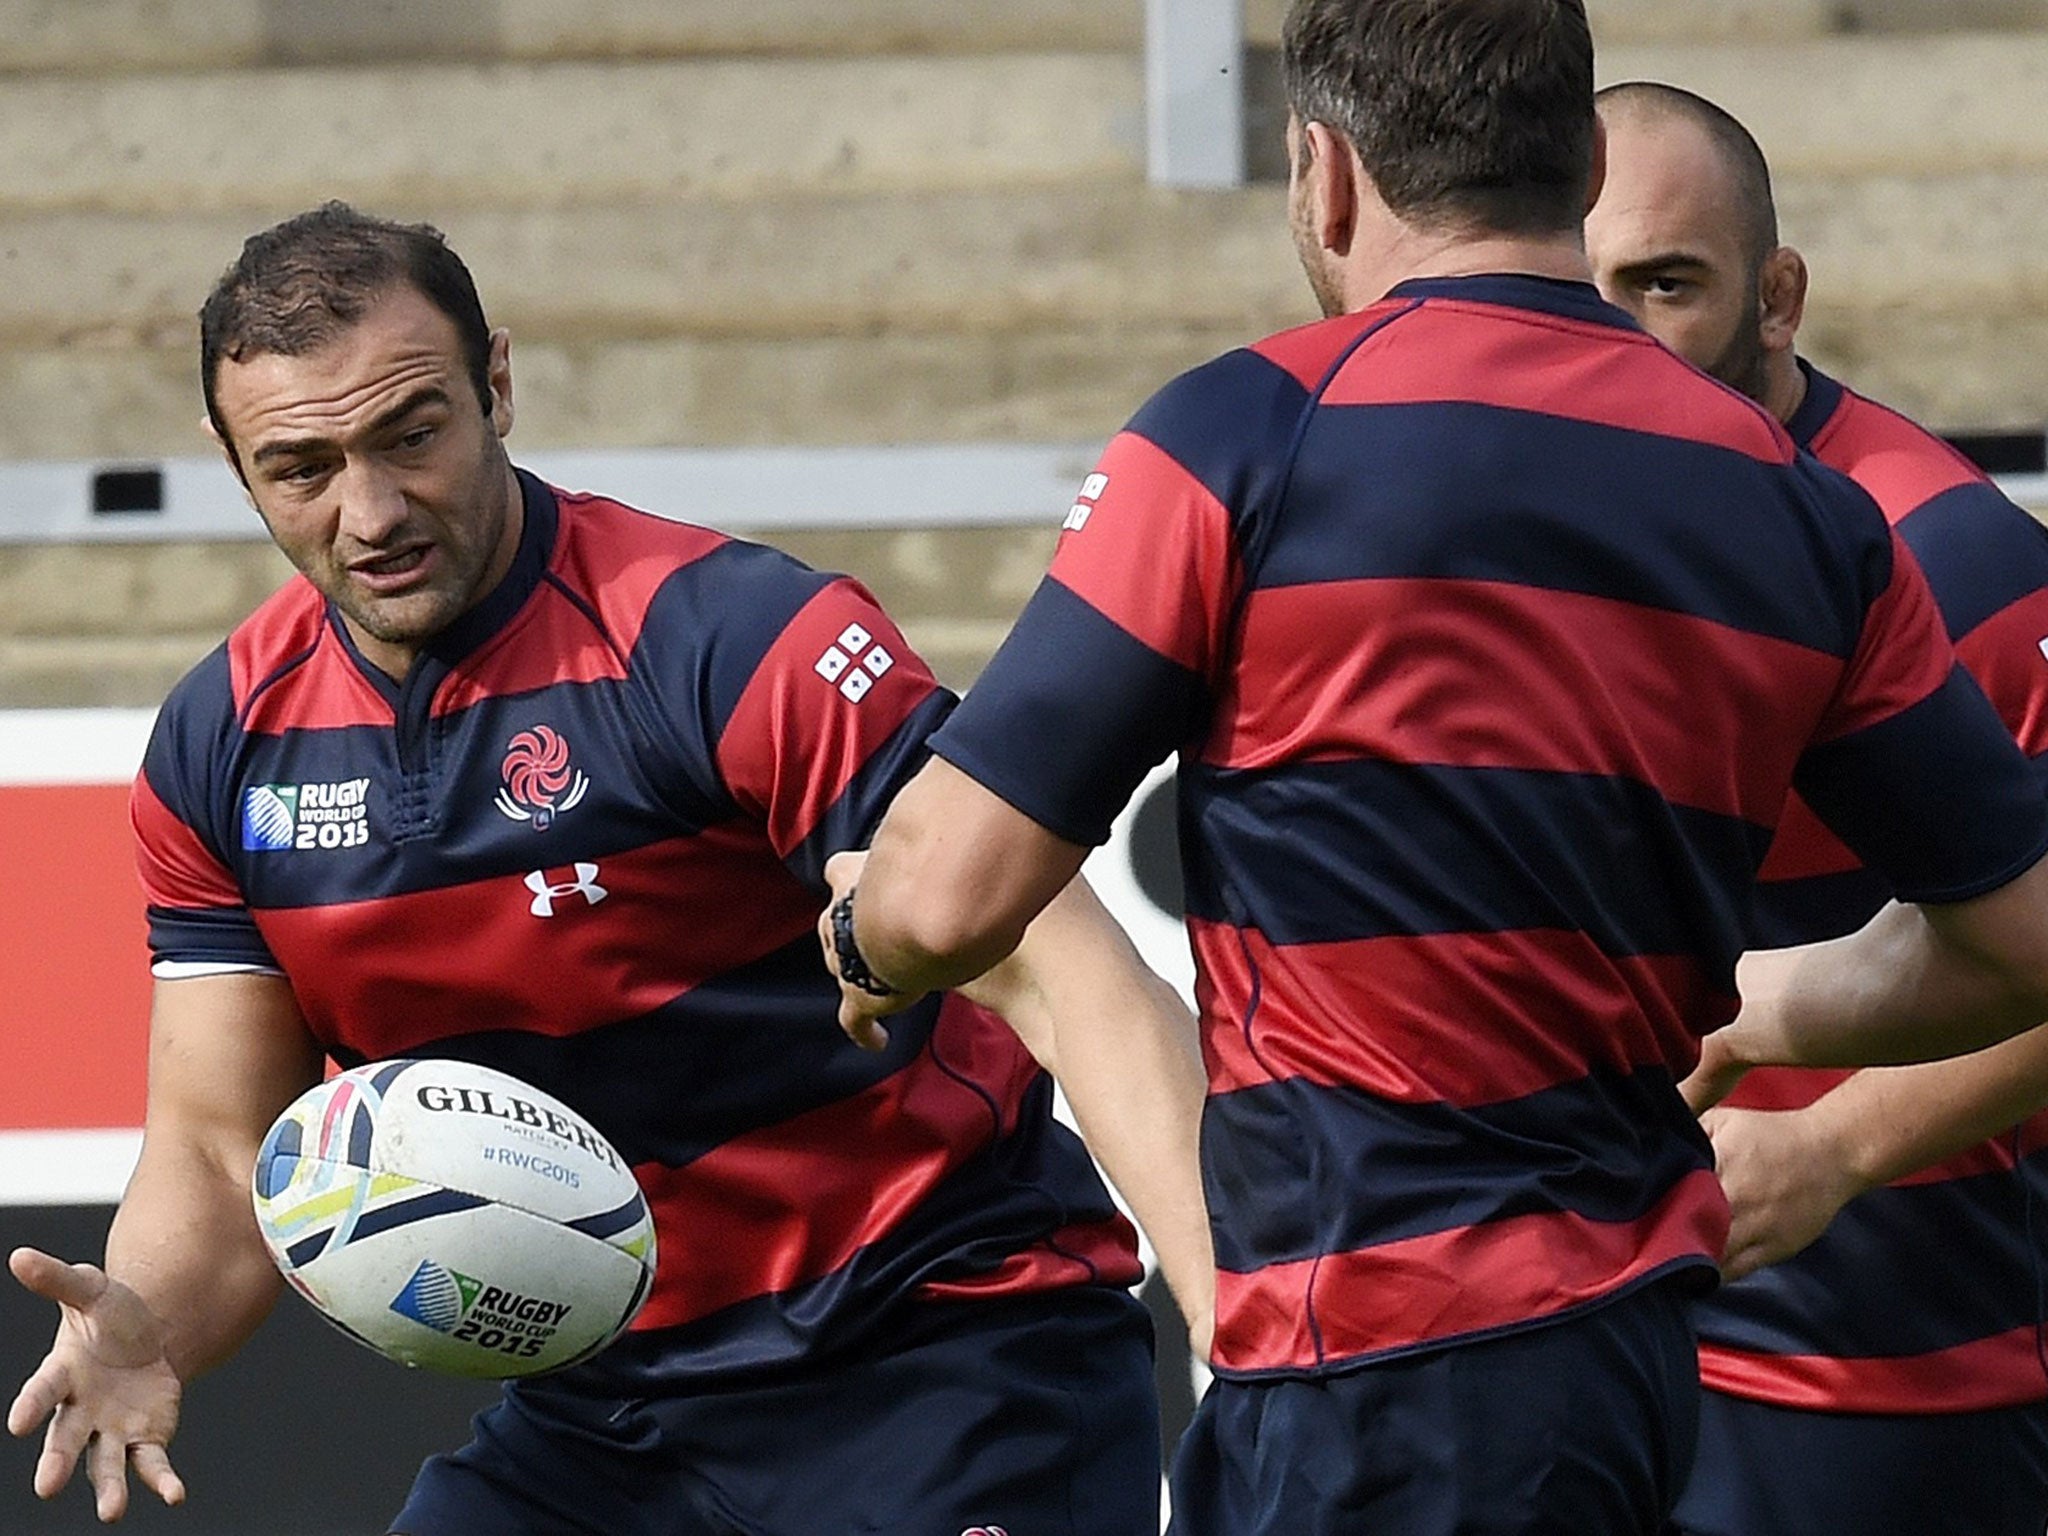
[[397, 424, 437, 450], [1643, 275, 1689, 299]]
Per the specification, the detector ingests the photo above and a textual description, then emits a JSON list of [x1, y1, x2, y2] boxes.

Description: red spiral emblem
[[502, 725, 572, 811]]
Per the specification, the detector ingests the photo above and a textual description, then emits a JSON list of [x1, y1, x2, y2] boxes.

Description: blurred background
[[1, 0, 2044, 1529]]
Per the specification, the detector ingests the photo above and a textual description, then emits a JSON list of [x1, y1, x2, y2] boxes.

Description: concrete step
[[0, 188, 1308, 347], [6, 169, 2042, 340], [0, 54, 1143, 216], [1594, 0, 2048, 45], [0, 0, 1143, 72], [0, 324, 1252, 462], [0, 525, 1059, 708], [1597, 33, 2048, 177]]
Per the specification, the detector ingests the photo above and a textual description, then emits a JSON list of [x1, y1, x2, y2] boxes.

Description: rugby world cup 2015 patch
[[242, 777, 372, 852]]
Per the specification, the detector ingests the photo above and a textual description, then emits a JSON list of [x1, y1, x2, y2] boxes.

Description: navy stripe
[[1122, 346, 1313, 533], [638, 539, 834, 748], [585, 1077, 1128, 1381], [1748, 868, 1895, 948], [284, 1229, 332, 1268], [1181, 758, 1771, 958], [567, 1193, 651, 1241], [1265, 403, 1887, 655], [219, 676, 736, 912], [144, 903, 279, 970], [935, 579, 1208, 848], [346, 1187, 490, 1245], [1202, 1066, 1709, 1272], [1699, 1151, 2048, 1360], [1795, 670, 2048, 903], [1897, 480, 2048, 642], [789, 688, 956, 887], [368, 1060, 413, 1096], [381, 934, 942, 1170]]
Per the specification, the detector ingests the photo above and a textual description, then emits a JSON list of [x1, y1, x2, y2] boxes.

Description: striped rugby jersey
[[1698, 362, 2048, 1414], [133, 471, 1139, 1385], [931, 275, 2048, 1379]]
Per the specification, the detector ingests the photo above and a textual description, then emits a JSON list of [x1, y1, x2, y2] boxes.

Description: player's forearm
[[1729, 893, 2048, 1074], [855, 758, 1085, 999], [103, 1139, 284, 1381], [1802, 1024, 2048, 1194], [964, 883, 1216, 1340]]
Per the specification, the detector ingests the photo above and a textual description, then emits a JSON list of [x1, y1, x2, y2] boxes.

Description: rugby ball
[[251, 1059, 656, 1378]]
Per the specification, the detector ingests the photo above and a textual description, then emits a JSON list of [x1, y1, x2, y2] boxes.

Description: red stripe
[[1190, 920, 1723, 1105], [436, 491, 727, 714], [714, 580, 941, 858], [1956, 587, 2048, 756], [0, 783, 151, 1129], [1811, 394, 1986, 523], [1207, 576, 1838, 823], [1249, 305, 1403, 391], [1210, 1169, 1726, 1372], [1700, 1329, 2048, 1413], [1323, 300, 1792, 465], [229, 587, 396, 732], [132, 768, 242, 909], [1754, 790, 1862, 881], [255, 824, 817, 1054], [1816, 538, 1955, 743], [916, 1215, 1143, 1299], [1046, 431, 1239, 674], [631, 994, 1049, 1330]]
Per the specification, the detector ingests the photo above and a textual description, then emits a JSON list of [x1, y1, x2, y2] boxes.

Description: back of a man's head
[[199, 201, 494, 456], [1282, 0, 1596, 236]]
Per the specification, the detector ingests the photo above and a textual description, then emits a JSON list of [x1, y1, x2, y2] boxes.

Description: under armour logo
[[525, 863, 607, 917], [814, 622, 895, 705]]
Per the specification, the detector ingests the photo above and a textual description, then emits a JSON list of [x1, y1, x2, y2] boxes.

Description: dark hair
[[1281, 0, 1596, 236], [199, 201, 493, 457], [1594, 81, 1780, 266]]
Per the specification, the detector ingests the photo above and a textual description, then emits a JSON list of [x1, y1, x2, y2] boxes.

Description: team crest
[[494, 725, 589, 831]]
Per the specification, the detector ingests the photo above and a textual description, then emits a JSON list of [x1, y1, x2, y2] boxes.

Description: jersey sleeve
[[1795, 528, 2048, 903], [700, 559, 955, 891], [1896, 479, 2048, 766], [133, 647, 281, 973], [930, 353, 1294, 846]]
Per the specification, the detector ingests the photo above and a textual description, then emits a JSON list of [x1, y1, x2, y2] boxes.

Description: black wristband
[[829, 889, 899, 998]]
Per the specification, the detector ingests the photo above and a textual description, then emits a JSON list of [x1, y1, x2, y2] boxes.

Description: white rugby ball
[[251, 1059, 656, 1378]]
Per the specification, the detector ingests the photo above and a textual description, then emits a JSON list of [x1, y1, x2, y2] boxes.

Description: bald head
[[1586, 82, 1809, 419], [1596, 82, 1777, 264]]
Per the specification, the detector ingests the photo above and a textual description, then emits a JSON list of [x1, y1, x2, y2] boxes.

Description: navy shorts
[[1167, 1277, 1700, 1536], [1674, 1387, 2048, 1536], [392, 1286, 1158, 1536]]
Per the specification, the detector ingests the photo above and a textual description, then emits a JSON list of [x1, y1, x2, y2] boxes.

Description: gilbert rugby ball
[[252, 1059, 656, 1378]]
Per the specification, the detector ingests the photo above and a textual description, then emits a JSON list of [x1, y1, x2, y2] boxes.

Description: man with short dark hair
[[819, 3, 2048, 1532], [1589, 81, 2048, 1536], [6, 202, 1211, 1535]]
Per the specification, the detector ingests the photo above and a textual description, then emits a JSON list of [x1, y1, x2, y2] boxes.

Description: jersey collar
[[418, 466, 560, 665], [1382, 272, 1641, 331], [1781, 358, 1846, 452]]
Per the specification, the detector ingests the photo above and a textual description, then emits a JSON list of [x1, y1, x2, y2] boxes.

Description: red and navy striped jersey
[[931, 276, 2048, 1379], [132, 472, 1139, 1384], [1698, 362, 2048, 1415]]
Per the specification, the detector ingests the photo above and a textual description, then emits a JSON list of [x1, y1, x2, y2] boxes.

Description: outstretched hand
[[8, 1247, 186, 1523]]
